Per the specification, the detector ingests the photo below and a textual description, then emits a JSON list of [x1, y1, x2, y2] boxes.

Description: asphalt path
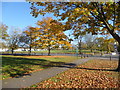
[[2, 57, 93, 89], [1, 54, 119, 89]]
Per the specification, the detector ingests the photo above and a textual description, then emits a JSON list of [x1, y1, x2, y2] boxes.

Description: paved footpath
[[2, 57, 94, 89]]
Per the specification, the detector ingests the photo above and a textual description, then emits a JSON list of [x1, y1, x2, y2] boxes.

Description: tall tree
[[28, 1, 120, 71], [73, 30, 85, 54], [95, 37, 115, 54], [0, 23, 9, 49], [19, 32, 31, 51], [104, 37, 115, 53], [36, 17, 71, 55], [0, 23, 9, 40], [8, 30, 20, 54], [84, 34, 97, 53], [95, 37, 106, 55], [23, 26, 39, 55]]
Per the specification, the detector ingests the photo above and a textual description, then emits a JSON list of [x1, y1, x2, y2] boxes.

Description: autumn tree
[[95, 37, 106, 55], [95, 37, 115, 54], [0, 23, 9, 40], [23, 26, 39, 55], [0, 23, 9, 49], [104, 37, 115, 53], [28, 1, 120, 71], [36, 17, 71, 55]]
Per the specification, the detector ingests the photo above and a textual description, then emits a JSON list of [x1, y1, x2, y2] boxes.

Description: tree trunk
[[11, 48, 14, 55], [48, 46, 51, 56], [29, 32, 32, 56], [29, 46, 31, 55], [103, 21, 120, 46], [107, 44, 110, 54], [116, 53, 120, 72], [79, 49, 82, 54], [101, 50, 103, 56], [91, 49, 93, 52], [116, 45, 120, 72], [106, 44, 109, 54], [24, 48, 26, 51], [78, 40, 82, 54]]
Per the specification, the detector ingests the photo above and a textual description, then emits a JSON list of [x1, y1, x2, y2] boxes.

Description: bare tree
[[84, 34, 97, 53], [7, 28, 21, 54]]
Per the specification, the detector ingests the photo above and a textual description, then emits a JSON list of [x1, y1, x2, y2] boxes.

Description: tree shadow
[[1, 53, 45, 56], [48, 62, 118, 72], [2, 56, 77, 78], [54, 63, 77, 68], [73, 67, 118, 72], [2, 55, 117, 79]]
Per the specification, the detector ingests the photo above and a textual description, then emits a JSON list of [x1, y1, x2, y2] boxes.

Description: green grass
[[2, 55, 80, 79], [1, 49, 101, 55], [2, 50, 76, 54]]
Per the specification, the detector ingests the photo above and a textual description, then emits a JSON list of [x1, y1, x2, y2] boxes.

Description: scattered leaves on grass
[[2, 55, 79, 79]]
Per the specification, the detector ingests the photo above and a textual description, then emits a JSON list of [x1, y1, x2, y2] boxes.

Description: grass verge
[[2, 55, 80, 79]]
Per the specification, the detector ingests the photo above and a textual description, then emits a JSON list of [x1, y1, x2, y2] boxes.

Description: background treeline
[[0, 17, 116, 56]]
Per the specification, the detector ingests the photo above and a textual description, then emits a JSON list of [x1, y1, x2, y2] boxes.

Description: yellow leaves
[[35, 27, 40, 30], [74, 8, 80, 12], [23, 17, 71, 50], [51, 38, 56, 40], [108, 38, 115, 43], [74, 8, 89, 15], [79, 9, 84, 14], [50, 41, 56, 45], [37, 21, 42, 26], [44, 29, 48, 32], [94, 11, 98, 15], [58, 41, 64, 44], [24, 30, 29, 34], [29, 2, 120, 38], [100, 22, 103, 24], [44, 35, 49, 37]]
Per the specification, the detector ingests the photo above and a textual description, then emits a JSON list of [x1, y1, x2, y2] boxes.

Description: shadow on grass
[[2, 56, 76, 78], [52, 64, 117, 72], [3, 55, 117, 79], [74, 67, 118, 72], [1, 53, 47, 56]]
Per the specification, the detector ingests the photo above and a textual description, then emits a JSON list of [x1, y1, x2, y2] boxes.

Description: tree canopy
[[36, 17, 71, 55], [27, 1, 120, 71], [29, 2, 120, 45], [0, 23, 9, 40]]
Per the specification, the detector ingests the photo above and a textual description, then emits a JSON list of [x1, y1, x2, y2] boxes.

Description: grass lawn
[[1, 50, 76, 54], [30, 59, 119, 88], [1, 49, 100, 54], [2, 55, 80, 79]]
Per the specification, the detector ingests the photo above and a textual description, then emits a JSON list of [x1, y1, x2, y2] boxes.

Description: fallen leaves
[[30, 59, 119, 88]]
